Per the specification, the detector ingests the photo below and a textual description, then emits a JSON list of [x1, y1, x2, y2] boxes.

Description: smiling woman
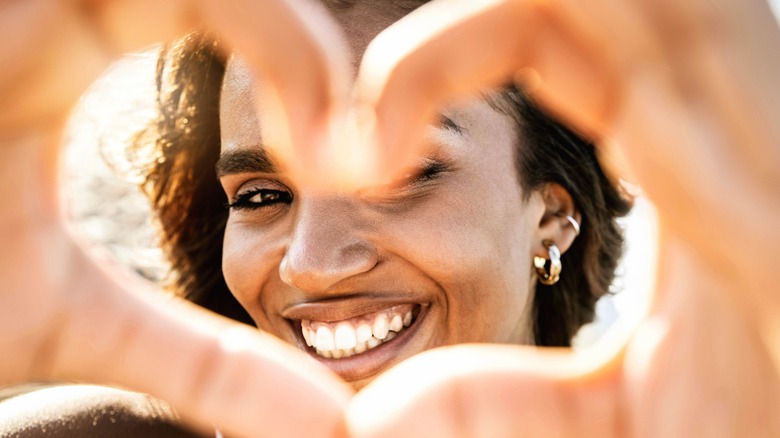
[[130, 0, 630, 393], [0, 1, 631, 436], [2, 0, 779, 435]]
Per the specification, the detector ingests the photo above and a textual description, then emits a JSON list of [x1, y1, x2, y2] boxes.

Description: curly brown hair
[[131, 31, 631, 347]]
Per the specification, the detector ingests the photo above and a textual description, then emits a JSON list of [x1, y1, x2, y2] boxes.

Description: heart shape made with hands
[[1, 0, 780, 437]]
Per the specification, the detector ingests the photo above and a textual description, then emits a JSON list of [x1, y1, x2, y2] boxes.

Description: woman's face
[[218, 1, 547, 389]]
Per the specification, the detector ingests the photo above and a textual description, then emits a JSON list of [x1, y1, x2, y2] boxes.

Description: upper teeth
[[301, 305, 415, 359]]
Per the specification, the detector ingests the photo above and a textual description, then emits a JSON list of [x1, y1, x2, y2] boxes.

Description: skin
[[0, 1, 353, 437], [219, 53, 575, 388], [218, 1, 582, 392], [218, 1, 583, 393], [1, 0, 779, 437], [346, 0, 780, 436]]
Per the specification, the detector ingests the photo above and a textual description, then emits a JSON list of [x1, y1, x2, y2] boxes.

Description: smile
[[301, 304, 416, 359]]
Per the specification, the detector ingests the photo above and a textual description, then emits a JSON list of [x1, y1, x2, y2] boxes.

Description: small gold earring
[[534, 241, 562, 285]]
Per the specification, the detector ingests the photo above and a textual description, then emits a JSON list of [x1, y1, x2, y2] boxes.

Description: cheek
[[442, 208, 534, 342], [386, 182, 537, 343], [221, 222, 283, 312], [404, 178, 531, 282]]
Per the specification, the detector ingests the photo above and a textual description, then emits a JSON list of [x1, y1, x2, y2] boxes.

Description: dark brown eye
[[227, 188, 293, 210]]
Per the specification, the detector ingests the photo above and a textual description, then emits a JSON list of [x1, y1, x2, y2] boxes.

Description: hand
[[345, 0, 780, 435], [0, 1, 353, 437], [356, 0, 780, 285]]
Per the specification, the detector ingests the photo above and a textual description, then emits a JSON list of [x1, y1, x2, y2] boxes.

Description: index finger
[[48, 249, 353, 438], [353, 0, 647, 182]]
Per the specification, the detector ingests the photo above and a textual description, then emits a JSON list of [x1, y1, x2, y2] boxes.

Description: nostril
[[342, 241, 379, 270]]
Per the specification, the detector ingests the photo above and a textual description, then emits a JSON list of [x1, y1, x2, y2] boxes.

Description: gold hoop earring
[[534, 241, 562, 285]]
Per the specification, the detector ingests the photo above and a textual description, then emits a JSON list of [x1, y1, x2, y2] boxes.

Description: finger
[[0, 0, 209, 133], [0, 110, 351, 437], [602, 0, 780, 316], [1, 0, 350, 159], [45, 244, 352, 438], [198, 0, 352, 183], [0, 1, 112, 133], [629, 0, 780, 189], [93, 0, 352, 186], [620, 232, 780, 438], [353, 0, 651, 183], [346, 345, 622, 438], [354, 0, 538, 182], [610, 71, 780, 338]]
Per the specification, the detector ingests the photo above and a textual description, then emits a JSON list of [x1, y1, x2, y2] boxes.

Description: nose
[[279, 196, 378, 292]]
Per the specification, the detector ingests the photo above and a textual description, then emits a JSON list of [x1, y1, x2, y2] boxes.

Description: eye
[[361, 158, 452, 206], [393, 159, 449, 189], [227, 187, 293, 211]]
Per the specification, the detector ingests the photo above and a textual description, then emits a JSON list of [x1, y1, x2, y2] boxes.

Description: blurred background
[[62, 0, 780, 347]]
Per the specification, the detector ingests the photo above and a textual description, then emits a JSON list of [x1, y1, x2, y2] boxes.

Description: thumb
[[346, 344, 621, 438], [49, 245, 353, 438]]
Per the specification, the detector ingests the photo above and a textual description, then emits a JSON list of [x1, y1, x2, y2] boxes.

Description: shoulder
[[0, 384, 204, 438]]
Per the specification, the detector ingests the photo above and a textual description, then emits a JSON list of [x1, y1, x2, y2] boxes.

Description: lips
[[285, 302, 427, 382]]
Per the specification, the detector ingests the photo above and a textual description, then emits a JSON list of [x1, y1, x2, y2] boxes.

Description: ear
[[532, 183, 581, 259]]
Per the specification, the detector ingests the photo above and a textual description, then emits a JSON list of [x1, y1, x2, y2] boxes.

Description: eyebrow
[[216, 115, 461, 178], [215, 148, 278, 177], [437, 115, 464, 135]]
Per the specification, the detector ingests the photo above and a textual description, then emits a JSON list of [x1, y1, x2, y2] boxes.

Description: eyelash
[[227, 188, 293, 211], [402, 161, 448, 187], [226, 161, 449, 211]]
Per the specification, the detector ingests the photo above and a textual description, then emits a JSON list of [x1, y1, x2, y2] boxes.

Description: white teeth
[[389, 314, 403, 332], [354, 341, 368, 354], [302, 326, 313, 346], [302, 304, 418, 359], [356, 324, 373, 344], [334, 323, 357, 350], [316, 326, 335, 351], [373, 314, 389, 340]]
